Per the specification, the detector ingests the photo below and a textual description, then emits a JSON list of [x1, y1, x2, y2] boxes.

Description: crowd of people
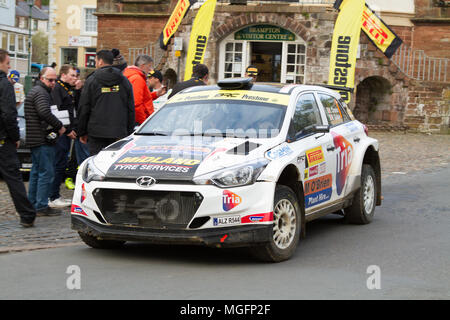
[[0, 46, 259, 228]]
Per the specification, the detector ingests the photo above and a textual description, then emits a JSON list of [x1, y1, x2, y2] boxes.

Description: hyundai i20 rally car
[[71, 78, 381, 262]]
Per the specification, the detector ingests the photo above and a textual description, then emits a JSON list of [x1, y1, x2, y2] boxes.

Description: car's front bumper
[[72, 215, 272, 248]]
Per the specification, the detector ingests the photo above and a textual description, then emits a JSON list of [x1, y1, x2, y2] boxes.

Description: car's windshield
[[17, 103, 24, 117], [137, 100, 287, 139]]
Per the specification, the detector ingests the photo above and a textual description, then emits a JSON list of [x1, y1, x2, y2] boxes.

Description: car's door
[[317, 92, 365, 199], [287, 92, 336, 211]]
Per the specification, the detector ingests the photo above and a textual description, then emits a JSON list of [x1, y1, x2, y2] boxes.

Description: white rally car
[[71, 78, 381, 262]]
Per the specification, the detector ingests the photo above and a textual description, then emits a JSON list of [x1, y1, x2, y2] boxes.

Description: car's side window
[[319, 93, 346, 126], [293, 93, 323, 134]]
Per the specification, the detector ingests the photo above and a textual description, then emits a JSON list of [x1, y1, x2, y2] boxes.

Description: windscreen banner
[[184, 0, 217, 80], [328, 0, 365, 104], [159, 0, 197, 50]]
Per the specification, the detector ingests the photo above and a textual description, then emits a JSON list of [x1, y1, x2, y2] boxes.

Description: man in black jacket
[[78, 50, 135, 156], [25, 67, 66, 216], [48, 65, 78, 208], [168, 64, 209, 99], [0, 50, 36, 227]]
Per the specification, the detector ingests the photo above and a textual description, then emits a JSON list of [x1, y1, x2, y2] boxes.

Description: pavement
[[0, 132, 449, 254]]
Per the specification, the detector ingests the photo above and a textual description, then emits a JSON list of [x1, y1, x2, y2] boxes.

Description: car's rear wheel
[[78, 232, 126, 249], [344, 164, 376, 224], [251, 185, 301, 262]]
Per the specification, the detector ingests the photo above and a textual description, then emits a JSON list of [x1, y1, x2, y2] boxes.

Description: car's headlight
[[82, 157, 105, 183], [194, 159, 269, 188]]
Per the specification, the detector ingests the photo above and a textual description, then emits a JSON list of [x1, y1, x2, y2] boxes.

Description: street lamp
[[24, 0, 34, 94]]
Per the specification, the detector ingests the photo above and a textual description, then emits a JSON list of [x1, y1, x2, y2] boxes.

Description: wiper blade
[[174, 133, 228, 137], [135, 132, 168, 136]]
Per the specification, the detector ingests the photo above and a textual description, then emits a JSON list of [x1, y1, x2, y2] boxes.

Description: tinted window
[[319, 93, 344, 126], [292, 93, 322, 133]]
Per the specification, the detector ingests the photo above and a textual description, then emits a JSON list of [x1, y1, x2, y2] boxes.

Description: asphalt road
[[0, 166, 449, 300]]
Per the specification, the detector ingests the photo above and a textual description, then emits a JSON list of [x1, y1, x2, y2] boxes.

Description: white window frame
[[219, 26, 306, 83], [0, 0, 8, 9], [81, 5, 97, 36], [61, 47, 79, 65], [281, 41, 307, 84]]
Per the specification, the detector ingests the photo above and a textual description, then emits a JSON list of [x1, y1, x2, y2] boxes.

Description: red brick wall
[[412, 24, 450, 58], [97, 16, 168, 63]]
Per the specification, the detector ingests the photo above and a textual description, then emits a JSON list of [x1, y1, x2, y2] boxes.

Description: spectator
[[73, 67, 90, 166], [0, 50, 37, 227], [48, 65, 78, 208], [123, 55, 166, 125], [168, 64, 209, 99], [25, 67, 66, 216], [8, 70, 24, 107], [112, 48, 127, 72], [245, 65, 258, 82], [148, 69, 170, 112], [77, 50, 135, 156]]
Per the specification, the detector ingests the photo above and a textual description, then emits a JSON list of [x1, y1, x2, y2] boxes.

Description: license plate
[[213, 215, 241, 226]]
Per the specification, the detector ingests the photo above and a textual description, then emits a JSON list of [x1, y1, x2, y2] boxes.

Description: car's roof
[[181, 81, 341, 99]]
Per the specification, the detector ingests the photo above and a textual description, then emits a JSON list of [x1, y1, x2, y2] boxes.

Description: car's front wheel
[[251, 185, 301, 262], [78, 232, 126, 249]]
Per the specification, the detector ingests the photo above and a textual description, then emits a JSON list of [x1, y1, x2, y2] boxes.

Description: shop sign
[[234, 25, 295, 41]]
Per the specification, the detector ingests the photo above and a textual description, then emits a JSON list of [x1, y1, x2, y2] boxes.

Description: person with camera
[[24, 67, 66, 216]]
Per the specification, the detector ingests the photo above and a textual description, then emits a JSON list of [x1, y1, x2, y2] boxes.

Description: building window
[[284, 43, 306, 84], [61, 48, 78, 65], [83, 7, 97, 34], [224, 42, 244, 78]]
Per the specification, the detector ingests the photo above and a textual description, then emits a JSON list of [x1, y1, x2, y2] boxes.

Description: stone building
[[96, 0, 450, 133]]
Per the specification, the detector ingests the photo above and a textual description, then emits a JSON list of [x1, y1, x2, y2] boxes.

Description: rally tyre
[[344, 164, 377, 225], [251, 185, 301, 262], [78, 232, 126, 249]]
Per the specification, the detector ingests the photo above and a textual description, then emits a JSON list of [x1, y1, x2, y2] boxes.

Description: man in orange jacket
[[123, 55, 166, 125]]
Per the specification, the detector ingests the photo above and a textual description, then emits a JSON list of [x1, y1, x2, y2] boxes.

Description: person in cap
[[245, 65, 258, 82], [111, 48, 127, 72], [168, 64, 209, 99], [148, 70, 170, 112], [8, 70, 24, 107]]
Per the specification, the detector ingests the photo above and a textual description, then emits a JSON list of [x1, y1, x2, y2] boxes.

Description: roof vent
[[217, 78, 253, 90]]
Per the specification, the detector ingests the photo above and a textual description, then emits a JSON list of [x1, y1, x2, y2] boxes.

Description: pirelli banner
[[361, 4, 403, 59], [328, 0, 365, 104], [184, 0, 217, 80], [159, 0, 198, 50]]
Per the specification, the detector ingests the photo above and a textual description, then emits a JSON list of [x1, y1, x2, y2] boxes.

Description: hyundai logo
[[136, 176, 156, 188]]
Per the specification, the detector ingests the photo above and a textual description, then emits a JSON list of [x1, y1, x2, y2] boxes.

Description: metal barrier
[[392, 43, 449, 83]]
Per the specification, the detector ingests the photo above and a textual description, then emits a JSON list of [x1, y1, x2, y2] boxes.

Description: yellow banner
[[328, 0, 365, 104], [160, 0, 193, 49], [362, 4, 403, 59], [168, 90, 291, 106], [184, 0, 217, 81]]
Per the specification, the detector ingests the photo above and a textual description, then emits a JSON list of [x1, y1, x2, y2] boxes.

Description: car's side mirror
[[293, 124, 330, 140]]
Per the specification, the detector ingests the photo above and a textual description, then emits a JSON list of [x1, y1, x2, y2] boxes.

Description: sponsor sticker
[[309, 165, 319, 178], [332, 132, 353, 196], [306, 146, 325, 167], [266, 144, 293, 160], [213, 215, 241, 226], [222, 190, 242, 212], [304, 174, 333, 208], [71, 204, 88, 216], [241, 212, 274, 224]]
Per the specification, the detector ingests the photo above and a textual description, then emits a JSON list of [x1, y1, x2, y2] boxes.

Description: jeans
[[28, 144, 55, 211], [74, 138, 90, 165], [49, 135, 71, 201], [0, 141, 36, 221]]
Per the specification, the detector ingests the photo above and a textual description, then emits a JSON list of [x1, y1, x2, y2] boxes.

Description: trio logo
[[223, 190, 242, 212], [332, 132, 354, 195]]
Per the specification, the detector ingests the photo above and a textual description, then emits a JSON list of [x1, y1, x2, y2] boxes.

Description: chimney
[[34, 0, 42, 9]]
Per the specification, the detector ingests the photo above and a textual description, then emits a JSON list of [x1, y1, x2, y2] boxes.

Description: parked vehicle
[[16, 103, 32, 178], [71, 78, 382, 262]]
